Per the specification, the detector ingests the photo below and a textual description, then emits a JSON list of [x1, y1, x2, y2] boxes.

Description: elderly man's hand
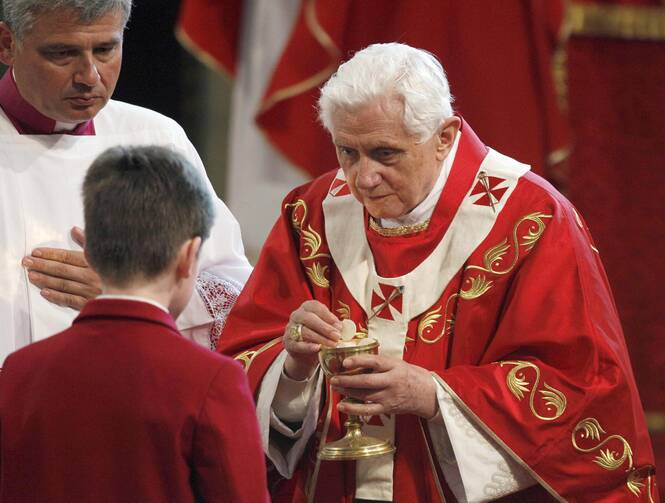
[[21, 227, 102, 310], [283, 300, 342, 381], [330, 354, 438, 419]]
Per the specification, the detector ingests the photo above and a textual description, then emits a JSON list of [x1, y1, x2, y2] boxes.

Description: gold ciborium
[[318, 338, 395, 460]]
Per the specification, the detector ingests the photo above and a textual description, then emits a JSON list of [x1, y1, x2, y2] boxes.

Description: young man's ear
[[175, 237, 202, 279], [0, 22, 17, 66]]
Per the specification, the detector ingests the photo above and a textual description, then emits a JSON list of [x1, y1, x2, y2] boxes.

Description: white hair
[[2, 0, 132, 39], [318, 43, 454, 143]]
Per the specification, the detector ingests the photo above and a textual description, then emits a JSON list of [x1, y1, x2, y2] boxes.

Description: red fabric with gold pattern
[[219, 121, 657, 502]]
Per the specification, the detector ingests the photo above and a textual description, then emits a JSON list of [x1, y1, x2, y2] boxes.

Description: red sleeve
[[190, 360, 269, 503], [218, 178, 334, 392], [438, 189, 657, 502]]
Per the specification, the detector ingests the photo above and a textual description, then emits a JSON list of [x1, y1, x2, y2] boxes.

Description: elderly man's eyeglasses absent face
[[331, 98, 459, 220], [0, 8, 124, 123]]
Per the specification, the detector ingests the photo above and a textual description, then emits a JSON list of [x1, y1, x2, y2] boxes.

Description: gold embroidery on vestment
[[572, 417, 653, 499], [306, 262, 330, 288], [234, 338, 282, 373], [499, 360, 567, 421], [627, 470, 657, 502], [432, 375, 567, 502], [468, 212, 552, 275], [336, 301, 351, 320], [417, 213, 552, 344], [369, 216, 430, 236], [334, 301, 369, 338], [285, 199, 331, 287], [234, 350, 256, 369]]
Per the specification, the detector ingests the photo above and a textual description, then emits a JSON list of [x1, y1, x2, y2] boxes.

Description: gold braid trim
[[369, 217, 430, 236]]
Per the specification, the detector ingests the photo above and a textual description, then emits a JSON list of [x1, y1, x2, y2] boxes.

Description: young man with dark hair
[[0, 145, 269, 503]]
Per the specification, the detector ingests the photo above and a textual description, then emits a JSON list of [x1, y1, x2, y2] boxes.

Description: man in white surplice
[[0, 0, 251, 361]]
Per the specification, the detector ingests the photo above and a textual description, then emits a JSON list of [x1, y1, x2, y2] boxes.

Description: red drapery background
[[178, 0, 665, 496]]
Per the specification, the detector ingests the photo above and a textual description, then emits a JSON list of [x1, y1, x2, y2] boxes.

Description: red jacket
[[0, 299, 269, 503]]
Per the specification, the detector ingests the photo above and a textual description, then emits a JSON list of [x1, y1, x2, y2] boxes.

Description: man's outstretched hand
[[22, 226, 102, 310]]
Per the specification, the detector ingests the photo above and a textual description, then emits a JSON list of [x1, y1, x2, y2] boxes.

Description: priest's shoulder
[[514, 169, 577, 216], [281, 168, 339, 207], [94, 100, 187, 137]]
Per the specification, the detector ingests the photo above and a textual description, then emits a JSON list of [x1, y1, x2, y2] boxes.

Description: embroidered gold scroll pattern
[[234, 338, 282, 373], [417, 212, 552, 344], [627, 469, 657, 502], [284, 199, 332, 288], [572, 418, 655, 501], [499, 360, 567, 421], [467, 212, 553, 276], [335, 301, 369, 339]]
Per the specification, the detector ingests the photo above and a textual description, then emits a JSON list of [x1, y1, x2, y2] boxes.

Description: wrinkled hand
[[22, 227, 102, 310], [331, 354, 438, 419], [283, 300, 341, 381]]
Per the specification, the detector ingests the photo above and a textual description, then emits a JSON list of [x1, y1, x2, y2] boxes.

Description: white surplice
[[0, 100, 252, 362]]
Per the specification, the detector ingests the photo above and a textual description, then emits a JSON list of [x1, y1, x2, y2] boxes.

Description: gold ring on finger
[[288, 322, 304, 342]]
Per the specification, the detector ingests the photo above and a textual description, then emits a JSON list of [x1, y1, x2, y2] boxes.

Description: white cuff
[[256, 350, 323, 478], [272, 366, 318, 422], [429, 376, 537, 503]]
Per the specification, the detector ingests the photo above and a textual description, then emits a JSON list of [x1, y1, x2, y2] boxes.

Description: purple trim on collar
[[0, 69, 95, 135]]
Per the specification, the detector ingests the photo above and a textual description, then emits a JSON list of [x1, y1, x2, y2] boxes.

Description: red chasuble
[[219, 120, 657, 503]]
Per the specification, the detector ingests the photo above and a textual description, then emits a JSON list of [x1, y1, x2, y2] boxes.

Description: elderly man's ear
[[0, 22, 17, 66], [435, 116, 462, 161]]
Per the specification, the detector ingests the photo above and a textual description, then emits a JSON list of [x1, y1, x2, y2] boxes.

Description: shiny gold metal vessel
[[318, 338, 395, 461]]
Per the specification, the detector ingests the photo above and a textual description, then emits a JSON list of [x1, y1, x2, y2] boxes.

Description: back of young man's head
[[82, 145, 214, 287]]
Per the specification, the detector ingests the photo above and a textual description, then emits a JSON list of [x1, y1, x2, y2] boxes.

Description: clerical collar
[[377, 130, 461, 229], [0, 68, 95, 135]]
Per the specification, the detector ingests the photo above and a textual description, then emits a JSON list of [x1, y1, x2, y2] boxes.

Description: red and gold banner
[[176, 0, 242, 76]]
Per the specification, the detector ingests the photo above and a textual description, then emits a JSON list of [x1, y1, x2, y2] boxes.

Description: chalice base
[[318, 422, 395, 461]]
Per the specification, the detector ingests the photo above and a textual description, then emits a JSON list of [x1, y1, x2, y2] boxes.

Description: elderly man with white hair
[[220, 43, 656, 503]]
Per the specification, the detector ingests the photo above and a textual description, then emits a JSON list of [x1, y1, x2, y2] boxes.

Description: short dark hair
[[83, 145, 214, 286]]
